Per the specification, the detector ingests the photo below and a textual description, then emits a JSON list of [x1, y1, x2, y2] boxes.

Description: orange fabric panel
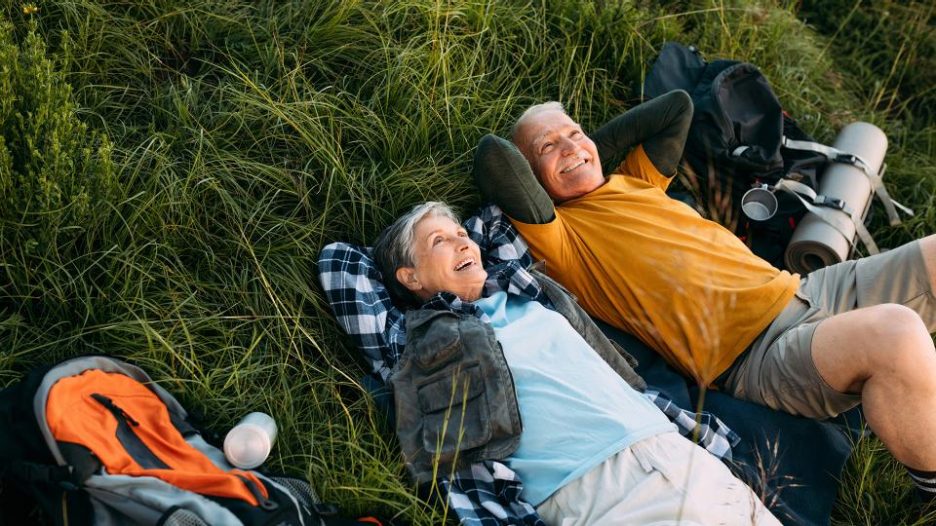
[[46, 370, 268, 505]]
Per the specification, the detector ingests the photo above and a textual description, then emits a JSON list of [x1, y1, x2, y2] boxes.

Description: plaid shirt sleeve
[[441, 462, 547, 526], [465, 204, 533, 268], [645, 389, 740, 462], [317, 242, 405, 381]]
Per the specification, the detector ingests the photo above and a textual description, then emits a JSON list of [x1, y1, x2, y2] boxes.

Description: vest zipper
[[496, 341, 522, 432]]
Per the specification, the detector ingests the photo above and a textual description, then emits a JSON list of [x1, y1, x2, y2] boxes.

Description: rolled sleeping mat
[[784, 122, 887, 274]]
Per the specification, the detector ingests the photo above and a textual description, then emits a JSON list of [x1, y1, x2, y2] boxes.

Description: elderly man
[[367, 201, 779, 525], [473, 89, 936, 502]]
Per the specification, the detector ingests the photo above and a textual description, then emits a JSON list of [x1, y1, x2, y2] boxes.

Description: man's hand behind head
[[472, 134, 556, 225]]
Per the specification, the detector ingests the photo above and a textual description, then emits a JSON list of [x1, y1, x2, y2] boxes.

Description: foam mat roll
[[784, 122, 887, 274]]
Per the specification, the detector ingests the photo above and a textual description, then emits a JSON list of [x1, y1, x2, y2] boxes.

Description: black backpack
[[0, 356, 382, 526], [644, 42, 831, 269]]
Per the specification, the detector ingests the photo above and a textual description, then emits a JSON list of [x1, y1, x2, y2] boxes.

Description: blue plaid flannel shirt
[[318, 204, 740, 525]]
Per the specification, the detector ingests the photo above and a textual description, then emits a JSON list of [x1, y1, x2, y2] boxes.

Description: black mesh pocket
[[161, 508, 210, 526]]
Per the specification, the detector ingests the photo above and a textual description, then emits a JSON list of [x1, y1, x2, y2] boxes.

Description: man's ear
[[396, 266, 423, 293]]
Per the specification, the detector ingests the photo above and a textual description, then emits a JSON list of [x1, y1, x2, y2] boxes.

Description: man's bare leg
[[812, 235, 936, 473], [812, 304, 936, 470]]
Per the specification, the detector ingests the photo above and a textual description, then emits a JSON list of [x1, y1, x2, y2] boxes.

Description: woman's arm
[[317, 242, 406, 380]]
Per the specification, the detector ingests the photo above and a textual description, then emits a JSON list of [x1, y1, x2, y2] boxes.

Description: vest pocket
[[411, 312, 463, 372], [416, 364, 491, 459]]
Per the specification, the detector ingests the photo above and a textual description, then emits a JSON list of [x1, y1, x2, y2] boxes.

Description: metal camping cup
[[741, 184, 778, 221], [223, 412, 278, 469]]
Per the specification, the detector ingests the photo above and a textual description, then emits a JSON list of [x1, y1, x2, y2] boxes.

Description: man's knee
[[868, 303, 928, 337], [815, 303, 930, 369], [861, 303, 932, 365]]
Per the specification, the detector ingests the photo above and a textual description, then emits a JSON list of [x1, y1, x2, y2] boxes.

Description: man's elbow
[[665, 88, 694, 119]]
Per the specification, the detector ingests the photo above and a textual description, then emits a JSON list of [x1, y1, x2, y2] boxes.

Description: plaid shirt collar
[[419, 259, 549, 319]]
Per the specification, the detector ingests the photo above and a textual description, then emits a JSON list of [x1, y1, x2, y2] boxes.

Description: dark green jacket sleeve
[[472, 89, 694, 225], [591, 89, 693, 177], [473, 134, 556, 224]]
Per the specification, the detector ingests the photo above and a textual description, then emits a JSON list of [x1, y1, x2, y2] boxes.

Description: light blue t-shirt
[[475, 291, 674, 506]]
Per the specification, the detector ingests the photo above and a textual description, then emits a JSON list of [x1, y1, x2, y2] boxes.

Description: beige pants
[[536, 431, 780, 526]]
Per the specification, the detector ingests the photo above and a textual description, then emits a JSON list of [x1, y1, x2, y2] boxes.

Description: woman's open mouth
[[454, 257, 475, 271]]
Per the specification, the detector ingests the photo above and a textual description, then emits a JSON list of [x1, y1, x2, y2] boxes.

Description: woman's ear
[[396, 266, 422, 293]]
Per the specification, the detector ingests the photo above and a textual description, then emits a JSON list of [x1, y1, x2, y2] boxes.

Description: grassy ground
[[0, 0, 933, 523]]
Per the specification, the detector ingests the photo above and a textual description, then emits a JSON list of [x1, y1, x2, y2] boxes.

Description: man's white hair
[[510, 101, 566, 144]]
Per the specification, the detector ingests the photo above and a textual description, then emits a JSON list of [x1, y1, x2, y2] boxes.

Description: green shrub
[[0, 21, 116, 324]]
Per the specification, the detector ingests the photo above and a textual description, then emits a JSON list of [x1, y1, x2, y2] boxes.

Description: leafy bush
[[0, 21, 117, 332]]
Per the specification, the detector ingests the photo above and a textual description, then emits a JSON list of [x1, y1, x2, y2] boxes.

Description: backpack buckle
[[313, 502, 340, 517], [833, 153, 865, 170], [814, 195, 846, 210]]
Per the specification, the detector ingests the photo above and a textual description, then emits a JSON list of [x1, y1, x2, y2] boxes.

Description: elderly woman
[[370, 201, 780, 525]]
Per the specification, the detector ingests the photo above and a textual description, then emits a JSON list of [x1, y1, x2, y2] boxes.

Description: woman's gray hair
[[510, 101, 566, 143], [373, 201, 460, 307]]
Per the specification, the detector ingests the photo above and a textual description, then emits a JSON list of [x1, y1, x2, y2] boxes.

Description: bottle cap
[[224, 422, 273, 469]]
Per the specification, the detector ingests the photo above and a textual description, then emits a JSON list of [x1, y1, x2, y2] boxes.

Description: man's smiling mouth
[[561, 159, 587, 173]]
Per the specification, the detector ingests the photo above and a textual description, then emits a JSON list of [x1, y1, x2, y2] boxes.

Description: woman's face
[[396, 214, 487, 302]]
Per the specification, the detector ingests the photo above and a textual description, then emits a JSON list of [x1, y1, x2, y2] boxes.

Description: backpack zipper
[[235, 473, 278, 511], [90, 393, 170, 470]]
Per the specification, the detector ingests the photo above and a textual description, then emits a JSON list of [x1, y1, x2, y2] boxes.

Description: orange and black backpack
[[0, 356, 380, 526]]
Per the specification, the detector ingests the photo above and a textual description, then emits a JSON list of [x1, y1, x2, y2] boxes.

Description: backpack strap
[[773, 179, 880, 255], [0, 459, 78, 490], [781, 136, 914, 225]]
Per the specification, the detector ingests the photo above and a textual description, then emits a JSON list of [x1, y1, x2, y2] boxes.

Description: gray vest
[[390, 269, 644, 484]]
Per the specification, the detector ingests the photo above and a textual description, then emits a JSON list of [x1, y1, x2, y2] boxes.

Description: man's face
[[515, 109, 605, 202], [396, 214, 488, 302]]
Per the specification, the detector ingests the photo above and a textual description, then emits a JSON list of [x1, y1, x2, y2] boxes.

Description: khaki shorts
[[723, 240, 936, 419], [536, 431, 780, 525]]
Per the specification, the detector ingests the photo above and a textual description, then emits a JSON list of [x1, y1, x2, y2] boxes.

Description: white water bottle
[[223, 412, 278, 469]]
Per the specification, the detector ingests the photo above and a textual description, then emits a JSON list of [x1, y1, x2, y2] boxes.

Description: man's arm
[[473, 134, 556, 225], [591, 89, 693, 177]]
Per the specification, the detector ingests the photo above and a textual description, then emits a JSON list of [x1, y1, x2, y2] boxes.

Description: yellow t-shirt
[[512, 145, 799, 386]]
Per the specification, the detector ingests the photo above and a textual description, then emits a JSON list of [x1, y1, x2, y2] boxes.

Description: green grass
[[0, 0, 933, 523]]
